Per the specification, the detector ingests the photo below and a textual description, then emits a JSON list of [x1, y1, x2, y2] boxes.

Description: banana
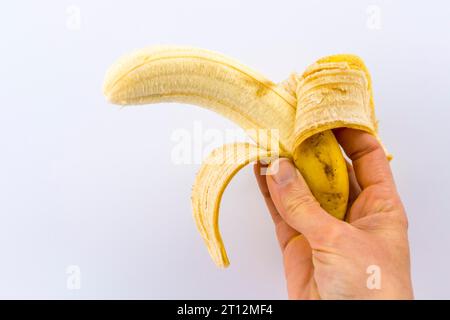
[[192, 143, 285, 267], [103, 46, 386, 268], [103, 46, 296, 152], [293, 131, 348, 219]]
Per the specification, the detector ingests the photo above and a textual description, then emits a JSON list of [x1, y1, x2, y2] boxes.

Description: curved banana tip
[[102, 60, 130, 105], [103, 89, 113, 104], [102, 77, 121, 105], [212, 249, 230, 269], [215, 260, 230, 269]]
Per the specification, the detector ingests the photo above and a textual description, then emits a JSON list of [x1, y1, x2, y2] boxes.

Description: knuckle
[[365, 185, 404, 213], [400, 213, 409, 230], [348, 138, 382, 162], [283, 193, 317, 214], [385, 210, 409, 230]]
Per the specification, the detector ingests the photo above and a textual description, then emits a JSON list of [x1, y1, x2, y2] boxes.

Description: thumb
[[266, 158, 340, 243]]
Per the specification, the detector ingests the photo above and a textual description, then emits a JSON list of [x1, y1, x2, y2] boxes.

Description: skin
[[254, 128, 414, 299]]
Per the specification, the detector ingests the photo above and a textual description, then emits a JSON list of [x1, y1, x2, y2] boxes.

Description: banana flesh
[[103, 46, 296, 153], [103, 46, 385, 268], [192, 143, 285, 267]]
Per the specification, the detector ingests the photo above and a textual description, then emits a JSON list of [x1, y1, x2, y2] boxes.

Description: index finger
[[333, 128, 395, 190]]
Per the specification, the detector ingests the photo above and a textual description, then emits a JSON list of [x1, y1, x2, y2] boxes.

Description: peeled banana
[[103, 46, 386, 268]]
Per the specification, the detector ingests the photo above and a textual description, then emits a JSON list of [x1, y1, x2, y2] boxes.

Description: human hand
[[254, 128, 413, 299]]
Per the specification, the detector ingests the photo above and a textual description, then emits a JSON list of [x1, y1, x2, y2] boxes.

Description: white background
[[0, 0, 449, 299]]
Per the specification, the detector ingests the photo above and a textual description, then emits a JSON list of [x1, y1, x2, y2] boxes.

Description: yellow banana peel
[[103, 46, 386, 268]]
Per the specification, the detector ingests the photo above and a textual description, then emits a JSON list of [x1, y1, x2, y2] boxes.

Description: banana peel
[[103, 46, 387, 268]]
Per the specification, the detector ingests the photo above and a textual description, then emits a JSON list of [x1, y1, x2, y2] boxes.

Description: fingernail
[[270, 159, 298, 184]]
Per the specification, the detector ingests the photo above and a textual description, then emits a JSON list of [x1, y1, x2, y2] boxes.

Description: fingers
[[266, 158, 340, 243], [334, 128, 395, 190], [282, 234, 319, 300], [346, 160, 361, 208], [253, 162, 283, 225], [254, 162, 299, 249], [345, 160, 362, 223]]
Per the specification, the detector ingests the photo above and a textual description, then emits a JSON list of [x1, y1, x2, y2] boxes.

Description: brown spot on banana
[[293, 130, 349, 220]]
